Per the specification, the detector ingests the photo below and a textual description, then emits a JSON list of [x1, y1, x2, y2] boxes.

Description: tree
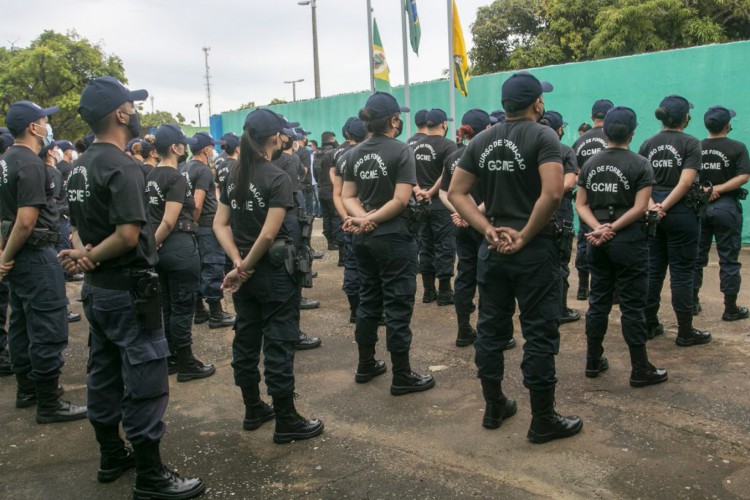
[[238, 101, 256, 110], [139, 110, 182, 129], [0, 30, 126, 140], [268, 98, 288, 105]]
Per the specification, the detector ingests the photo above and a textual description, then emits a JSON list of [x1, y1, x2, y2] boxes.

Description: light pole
[[284, 79, 305, 102], [297, 0, 321, 98], [195, 103, 203, 127]]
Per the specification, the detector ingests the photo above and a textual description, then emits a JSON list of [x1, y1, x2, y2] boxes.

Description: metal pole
[[203, 47, 212, 117], [401, 0, 412, 138], [311, 0, 321, 98], [367, 0, 375, 93], [447, 0, 456, 142], [293, 82, 298, 102]]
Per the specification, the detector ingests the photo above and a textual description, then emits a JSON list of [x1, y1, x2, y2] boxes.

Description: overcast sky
[[5, 0, 489, 123]]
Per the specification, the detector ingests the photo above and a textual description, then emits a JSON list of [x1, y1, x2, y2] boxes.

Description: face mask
[[211, 149, 219, 162], [728, 125, 733, 134], [32, 123, 53, 147], [281, 136, 294, 151], [394, 119, 404, 139], [306, 146, 312, 152], [70, 151, 79, 161], [53, 150, 63, 163], [293, 142, 300, 153], [125, 112, 141, 139]]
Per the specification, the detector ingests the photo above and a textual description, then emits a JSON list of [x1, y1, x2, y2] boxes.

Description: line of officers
[[0, 71, 747, 499]]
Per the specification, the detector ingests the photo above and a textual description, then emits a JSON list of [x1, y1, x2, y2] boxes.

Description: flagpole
[[401, 1, 412, 138], [367, 0, 375, 93], [447, 0, 456, 142]]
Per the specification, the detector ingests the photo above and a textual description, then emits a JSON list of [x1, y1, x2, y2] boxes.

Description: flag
[[405, 0, 421, 55], [452, 0, 470, 97], [372, 18, 391, 92]]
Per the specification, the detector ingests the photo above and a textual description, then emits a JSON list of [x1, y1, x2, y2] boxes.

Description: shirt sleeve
[[683, 136, 702, 171], [108, 165, 148, 225], [457, 137, 479, 176], [166, 174, 188, 204], [194, 166, 211, 192], [268, 171, 294, 209], [537, 127, 563, 166], [563, 148, 579, 175], [395, 144, 417, 186], [51, 169, 62, 200], [735, 143, 750, 175], [16, 162, 48, 208], [577, 164, 589, 188], [219, 179, 230, 205], [635, 157, 656, 190]]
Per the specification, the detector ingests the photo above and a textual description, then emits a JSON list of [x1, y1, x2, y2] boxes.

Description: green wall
[[219, 41, 750, 241]]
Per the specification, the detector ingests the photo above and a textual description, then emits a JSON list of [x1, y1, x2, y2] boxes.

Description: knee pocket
[[124, 339, 170, 400]]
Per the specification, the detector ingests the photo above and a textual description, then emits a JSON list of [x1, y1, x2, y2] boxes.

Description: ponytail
[[231, 130, 272, 206]]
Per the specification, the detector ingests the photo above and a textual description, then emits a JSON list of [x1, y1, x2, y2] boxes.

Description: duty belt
[[592, 206, 628, 223], [85, 267, 155, 291], [0, 221, 59, 250], [174, 221, 198, 234]]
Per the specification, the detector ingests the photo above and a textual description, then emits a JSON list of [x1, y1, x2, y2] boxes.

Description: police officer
[[341, 92, 435, 395], [140, 136, 158, 174], [489, 110, 506, 125], [148, 125, 216, 382], [62, 78, 204, 497], [183, 132, 235, 329], [449, 72, 582, 443], [55, 141, 80, 282], [0, 101, 86, 423], [0, 133, 11, 378], [541, 111, 580, 323], [406, 109, 429, 147], [572, 99, 614, 300], [333, 118, 367, 323], [296, 130, 314, 215], [214, 108, 324, 443], [575, 106, 668, 387], [317, 132, 341, 252], [214, 133, 240, 193], [694, 106, 750, 321], [413, 109, 458, 305], [639, 95, 711, 346]]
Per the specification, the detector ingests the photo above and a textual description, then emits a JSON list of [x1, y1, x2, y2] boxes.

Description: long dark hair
[[231, 130, 273, 205]]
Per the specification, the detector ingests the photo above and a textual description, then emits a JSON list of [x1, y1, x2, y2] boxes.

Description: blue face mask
[[306, 146, 312, 152], [32, 123, 54, 147]]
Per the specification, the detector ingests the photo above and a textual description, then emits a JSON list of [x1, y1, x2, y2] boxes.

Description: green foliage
[[268, 98, 288, 105], [0, 30, 126, 140], [140, 110, 183, 129], [470, 0, 745, 75]]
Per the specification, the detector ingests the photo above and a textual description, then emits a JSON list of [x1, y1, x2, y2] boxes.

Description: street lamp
[[284, 79, 305, 102], [297, 0, 321, 98], [195, 103, 203, 127]]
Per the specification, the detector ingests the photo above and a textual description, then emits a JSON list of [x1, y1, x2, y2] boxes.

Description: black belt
[[85, 267, 154, 291], [592, 206, 628, 223], [174, 221, 198, 234], [487, 217, 557, 236]]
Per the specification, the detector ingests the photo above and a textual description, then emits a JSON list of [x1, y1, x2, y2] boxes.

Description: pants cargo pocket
[[124, 338, 170, 400]]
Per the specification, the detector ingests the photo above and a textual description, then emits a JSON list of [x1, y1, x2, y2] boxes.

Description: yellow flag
[[452, 0, 470, 97], [372, 18, 391, 91]]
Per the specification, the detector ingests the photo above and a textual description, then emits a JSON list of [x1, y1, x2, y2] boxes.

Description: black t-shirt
[[219, 160, 294, 250], [140, 163, 153, 179], [214, 157, 236, 189], [578, 148, 654, 214], [412, 135, 458, 191], [638, 130, 702, 189], [343, 134, 417, 211], [332, 143, 354, 179], [181, 159, 217, 227], [457, 120, 562, 230], [296, 147, 312, 185], [441, 147, 482, 205], [49, 166, 62, 201], [315, 145, 337, 189], [572, 126, 608, 168], [68, 143, 157, 270], [57, 160, 72, 214], [407, 132, 427, 149], [0, 146, 58, 231], [561, 143, 579, 199], [146, 167, 196, 232], [273, 153, 303, 193], [700, 137, 750, 197]]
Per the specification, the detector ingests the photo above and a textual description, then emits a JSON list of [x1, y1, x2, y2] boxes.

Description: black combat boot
[[628, 345, 668, 388], [16, 373, 63, 408], [240, 385, 275, 431], [193, 298, 209, 325], [675, 311, 711, 347], [422, 273, 437, 303], [576, 271, 589, 300], [585, 337, 609, 378], [297, 330, 322, 350], [437, 278, 454, 306], [354, 343, 387, 383], [208, 300, 235, 329], [455, 314, 477, 347], [166, 355, 178, 375], [94, 425, 136, 483], [527, 387, 583, 444], [132, 440, 205, 500], [722, 294, 750, 321], [272, 394, 324, 444], [176, 346, 216, 382], [35, 378, 87, 424], [346, 294, 359, 324], [560, 290, 580, 323], [390, 351, 435, 396], [645, 306, 663, 340], [692, 291, 701, 316], [480, 379, 517, 429]]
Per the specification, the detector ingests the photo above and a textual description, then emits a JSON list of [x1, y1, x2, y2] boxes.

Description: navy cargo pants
[[694, 196, 743, 297]]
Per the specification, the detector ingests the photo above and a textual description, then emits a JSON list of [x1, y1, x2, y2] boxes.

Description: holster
[[684, 182, 712, 219], [132, 270, 162, 331], [406, 198, 430, 234], [556, 219, 574, 261], [645, 210, 660, 237]]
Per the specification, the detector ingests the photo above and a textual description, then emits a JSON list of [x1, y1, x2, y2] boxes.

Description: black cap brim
[[184, 137, 199, 146], [41, 106, 60, 116], [540, 82, 553, 92], [399, 106, 410, 113], [129, 89, 149, 102]]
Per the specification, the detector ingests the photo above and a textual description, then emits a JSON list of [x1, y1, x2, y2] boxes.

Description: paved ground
[[1, 229, 749, 500]]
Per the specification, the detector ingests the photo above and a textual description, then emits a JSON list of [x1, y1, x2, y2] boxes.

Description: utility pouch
[[684, 182, 713, 219], [556, 219, 574, 261], [133, 271, 162, 331], [645, 210, 660, 238], [406, 197, 430, 234]]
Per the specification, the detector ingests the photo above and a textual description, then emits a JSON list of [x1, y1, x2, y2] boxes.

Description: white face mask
[[70, 150, 79, 161]]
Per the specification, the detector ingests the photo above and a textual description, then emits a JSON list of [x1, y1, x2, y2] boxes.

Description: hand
[[709, 190, 720, 202], [496, 227, 526, 254], [221, 267, 254, 293], [586, 224, 615, 247], [483, 224, 503, 252], [0, 258, 14, 280], [342, 216, 354, 233], [451, 212, 468, 228], [650, 202, 666, 219]]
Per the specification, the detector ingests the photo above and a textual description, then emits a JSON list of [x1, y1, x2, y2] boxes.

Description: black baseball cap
[[0, 133, 14, 152], [217, 132, 240, 149], [591, 99, 614, 117], [414, 109, 429, 127], [461, 109, 490, 134], [348, 118, 367, 142], [5, 100, 60, 137], [542, 111, 567, 130], [489, 110, 506, 124], [78, 76, 148, 126], [364, 92, 410, 120], [140, 140, 154, 156], [155, 124, 197, 149], [342, 117, 356, 138], [704, 105, 736, 129], [659, 95, 694, 121], [243, 108, 296, 141], [39, 141, 62, 159], [426, 109, 453, 127], [57, 140, 75, 152], [604, 106, 638, 137], [126, 138, 141, 153], [83, 132, 95, 149], [191, 132, 216, 152], [501, 72, 553, 109]]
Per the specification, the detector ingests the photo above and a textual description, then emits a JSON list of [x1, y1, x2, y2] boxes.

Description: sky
[[4, 0, 490, 124]]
